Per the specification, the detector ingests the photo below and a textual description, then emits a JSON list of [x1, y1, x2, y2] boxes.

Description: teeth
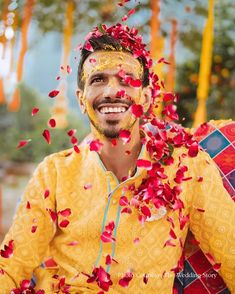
[[99, 106, 127, 114]]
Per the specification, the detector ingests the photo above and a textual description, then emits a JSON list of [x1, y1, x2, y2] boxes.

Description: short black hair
[[77, 34, 149, 90]]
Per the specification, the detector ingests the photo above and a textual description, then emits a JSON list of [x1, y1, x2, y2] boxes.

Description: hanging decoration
[[8, 0, 34, 112], [150, 0, 165, 117], [166, 19, 177, 93], [51, 0, 74, 129], [193, 0, 215, 127]]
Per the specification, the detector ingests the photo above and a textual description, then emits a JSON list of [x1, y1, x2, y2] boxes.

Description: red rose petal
[[137, 159, 152, 170], [47, 209, 57, 222], [116, 90, 126, 97], [44, 189, 50, 199], [130, 104, 144, 117], [89, 58, 96, 64], [100, 231, 115, 243], [133, 237, 140, 244], [119, 130, 131, 144], [31, 225, 37, 233], [59, 208, 71, 217], [197, 176, 203, 182], [143, 274, 148, 284], [89, 139, 103, 152], [130, 78, 142, 88], [73, 145, 80, 153], [213, 263, 221, 272], [105, 254, 112, 265], [84, 184, 92, 190], [42, 129, 51, 144], [111, 139, 117, 146], [59, 219, 70, 228], [84, 41, 94, 52], [48, 90, 59, 98], [141, 205, 151, 218], [67, 129, 77, 136], [16, 139, 31, 149], [48, 118, 56, 128], [118, 272, 133, 288], [121, 207, 132, 214], [67, 65, 72, 74], [71, 136, 78, 145], [169, 228, 177, 239], [32, 107, 39, 116], [0, 240, 14, 258], [119, 196, 129, 206], [26, 201, 31, 209], [163, 239, 176, 247]]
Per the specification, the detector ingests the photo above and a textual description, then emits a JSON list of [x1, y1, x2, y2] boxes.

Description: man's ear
[[76, 89, 86, 114], [141, 86, 151, 113]]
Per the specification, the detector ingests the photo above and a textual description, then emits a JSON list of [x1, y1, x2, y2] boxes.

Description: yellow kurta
[[0, 139, 235, 293]]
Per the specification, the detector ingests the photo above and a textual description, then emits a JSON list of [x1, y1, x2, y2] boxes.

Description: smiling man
[[0, 24, 235, 294]]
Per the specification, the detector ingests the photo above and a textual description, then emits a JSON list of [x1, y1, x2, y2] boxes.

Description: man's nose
[[103, 78, 119, 98]]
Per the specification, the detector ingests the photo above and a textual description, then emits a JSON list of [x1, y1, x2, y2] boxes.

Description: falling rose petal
[[31, 107, 39, 116], [137, 159, 152, 170], [119, 130, 131, 144], [141, 206, 151, 218], [17, 139, 31, 149], [119, 196, 129, 206], [67, 241, 79, 246], [163, 92, 174, 102], [118, 272, 133, 288], [56, 76, 61, 80], [47, 209, 57, 223], [127, 8, 136, 17], [48, 118, 56, 128], [21, 279, 31, 289], [0, 240, 14, 258], [105, 254, 112, 265], [31, 225, 37, 233], [26, 201, 31, 209], [213, 263, 221, 272], [179, 213, 189, 230], [100, 231, 115, 243], [117, 0, 130, 6], [44, 257, 58, 268], [125, 150, 131, 155], [42, 129, 51, 144], [163, 239, 176, 247], [67, 129, 77, 137], [44, 189, 50, 199], [121, 207, 132, 214], [59, 219, 70, 228], [197, 176, 203, 182], [84, 184, 92, 190], [89, 139, 103, 153], [169, 228, 177, 239], [133, 237, 140, 244], [60, 66, 64, 70], [166, 216, 175, 228], [130, 78, 142, 88], [143, 274, 148, 284], [130, 104, 144, 117], [73, 145, 80, 153], [67, 65, 72, 74], [84, 41, 94, 52], [36, 290, 45, 294], [188, 142, 199, 157], [71, 136, 78, 145], [121, 15, 128, 22], [48, 90, 60, 98], [59, 208, 71, 217]]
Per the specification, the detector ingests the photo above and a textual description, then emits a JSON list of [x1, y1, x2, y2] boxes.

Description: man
[[0, 23, 235, 293]]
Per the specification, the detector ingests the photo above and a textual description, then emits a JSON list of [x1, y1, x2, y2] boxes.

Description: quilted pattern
[[174, 121, 235, 294]]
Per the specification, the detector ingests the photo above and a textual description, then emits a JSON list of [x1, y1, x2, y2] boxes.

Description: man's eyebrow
[[88, 72, 105, 81]]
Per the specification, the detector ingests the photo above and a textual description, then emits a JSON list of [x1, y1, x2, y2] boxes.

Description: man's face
[[78, 51, 148, 139]]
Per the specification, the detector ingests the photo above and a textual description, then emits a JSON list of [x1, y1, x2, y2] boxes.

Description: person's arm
[[0, 155, 57, 291], [189, 151, 235, 292]]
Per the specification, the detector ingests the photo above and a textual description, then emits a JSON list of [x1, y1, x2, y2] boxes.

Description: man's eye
[[91, 77, 104, 84]]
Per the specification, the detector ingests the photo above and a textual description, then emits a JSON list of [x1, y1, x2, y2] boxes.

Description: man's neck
[[92, 124, 142, 182]]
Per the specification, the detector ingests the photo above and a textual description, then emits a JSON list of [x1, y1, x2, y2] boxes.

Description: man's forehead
[[82, 51, 143, 78]]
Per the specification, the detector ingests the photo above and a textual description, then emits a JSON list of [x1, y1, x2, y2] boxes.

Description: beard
[[88, 115, 137, 139]]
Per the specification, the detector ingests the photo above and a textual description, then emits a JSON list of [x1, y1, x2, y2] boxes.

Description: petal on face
[[89, 139, 103, 153]]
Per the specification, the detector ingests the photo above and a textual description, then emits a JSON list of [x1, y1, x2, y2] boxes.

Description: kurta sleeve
[[189, 150, 235, 292], [0, 155, 57, 292]]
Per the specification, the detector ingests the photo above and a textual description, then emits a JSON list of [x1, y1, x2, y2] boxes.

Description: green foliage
[[0, 83, 89, 163]]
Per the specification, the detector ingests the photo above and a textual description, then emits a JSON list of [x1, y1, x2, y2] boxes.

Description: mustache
[[93, 98, 133, 109]]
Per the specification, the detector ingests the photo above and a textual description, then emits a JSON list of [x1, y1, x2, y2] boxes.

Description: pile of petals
[[10, 279, 44, 294]]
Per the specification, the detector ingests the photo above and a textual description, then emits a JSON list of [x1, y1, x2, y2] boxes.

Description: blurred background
[[0, 0, 234, 240]]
